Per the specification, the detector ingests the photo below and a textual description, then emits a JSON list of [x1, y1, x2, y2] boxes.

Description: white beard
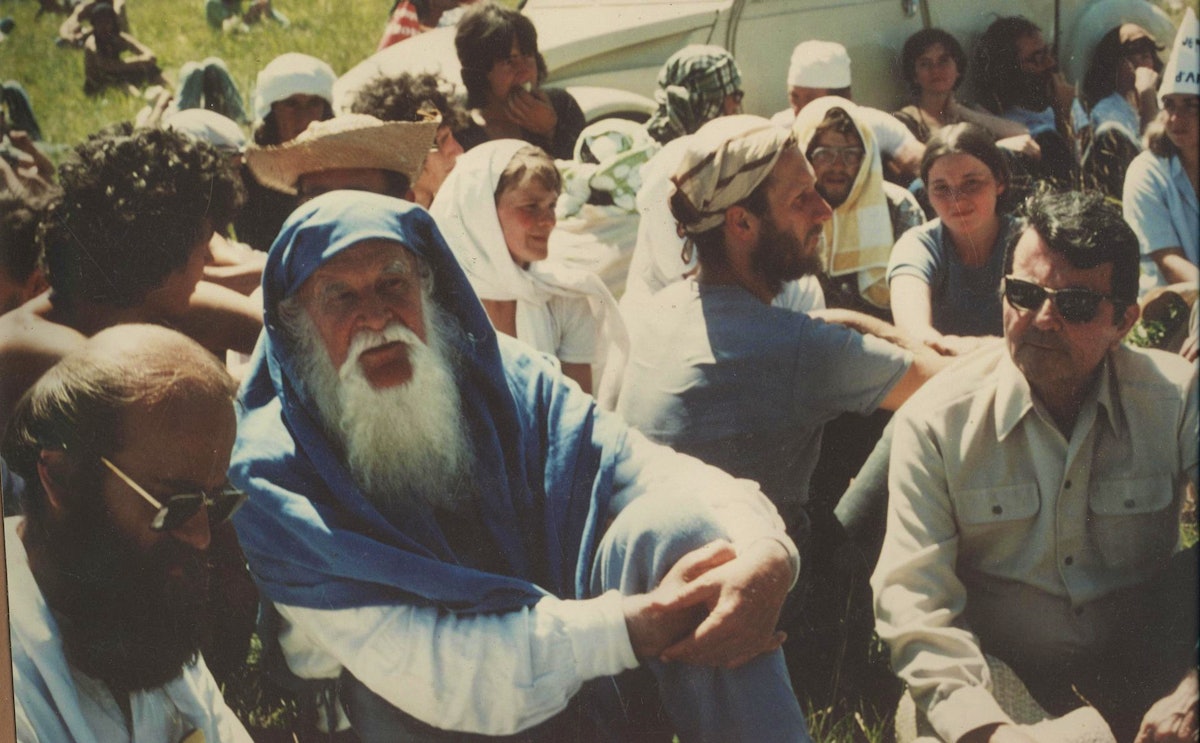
[[290, 306, 475, 515]]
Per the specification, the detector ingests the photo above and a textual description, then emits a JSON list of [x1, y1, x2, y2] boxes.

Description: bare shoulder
[[172, 281, 264, 357], [0, 306, 86, 365], [0, 307, 87, 428]]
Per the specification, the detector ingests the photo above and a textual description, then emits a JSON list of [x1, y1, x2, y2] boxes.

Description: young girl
[[887, 123, 1017, 355], [430, 139, 624, 394]]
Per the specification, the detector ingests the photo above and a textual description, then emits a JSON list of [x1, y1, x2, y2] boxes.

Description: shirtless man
[[0, 125, 261, 434]]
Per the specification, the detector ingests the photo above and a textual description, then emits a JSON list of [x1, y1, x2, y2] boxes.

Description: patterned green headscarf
[[645, 45, 742, 145]]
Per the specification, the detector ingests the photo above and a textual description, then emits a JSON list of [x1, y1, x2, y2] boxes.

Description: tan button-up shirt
[[873, 341, 1198, 743]]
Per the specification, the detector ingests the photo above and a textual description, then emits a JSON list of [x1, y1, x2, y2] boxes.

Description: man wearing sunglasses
[[2, 325, 253, 742], [874, 190, 1198, 743]]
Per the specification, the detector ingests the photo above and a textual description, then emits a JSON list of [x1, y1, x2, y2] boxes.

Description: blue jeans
[[174, 58, 247, 123], [342, 492, 812, 743], [2, 81, 42, 140]]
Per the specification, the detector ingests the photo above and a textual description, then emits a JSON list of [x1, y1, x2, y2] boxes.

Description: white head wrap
[[164, 109, 246, 154], [253, 53, 336, 123], [428, 139, 627, 357], [787, 41, 852, 89], [669, 115, 791, 236]]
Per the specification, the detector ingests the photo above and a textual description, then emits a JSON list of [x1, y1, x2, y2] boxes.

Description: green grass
[[1, 0, 397, 148]]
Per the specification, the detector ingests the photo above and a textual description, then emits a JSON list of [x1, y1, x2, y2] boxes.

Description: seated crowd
[[2, 3, 1197, 743]]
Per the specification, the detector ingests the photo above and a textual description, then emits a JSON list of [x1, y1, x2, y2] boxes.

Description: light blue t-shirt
[[1122, 149, 1200, 295], [887, 216, 1018, 338], [616, 280, 911, 523]]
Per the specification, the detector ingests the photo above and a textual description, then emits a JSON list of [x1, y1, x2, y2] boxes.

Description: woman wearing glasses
[[887, 123, 1017, 356], [453, 3, 584, 160]]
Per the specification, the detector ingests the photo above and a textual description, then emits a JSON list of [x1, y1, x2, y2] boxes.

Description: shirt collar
[[995, 351, 1035, 441], [994, 350, 1121, 440]]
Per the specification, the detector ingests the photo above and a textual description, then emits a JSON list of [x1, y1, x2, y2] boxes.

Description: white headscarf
[[429, 139, 628, 357], [253, 53, 336, 124]]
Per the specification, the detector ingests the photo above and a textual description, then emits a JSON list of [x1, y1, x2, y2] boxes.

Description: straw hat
[[245, 113, 440, 195]]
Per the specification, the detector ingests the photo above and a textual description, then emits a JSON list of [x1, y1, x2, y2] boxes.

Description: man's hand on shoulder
[[1134, 667, 1198, 743]]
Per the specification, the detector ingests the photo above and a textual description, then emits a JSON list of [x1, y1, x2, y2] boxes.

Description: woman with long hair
[[1123, 8, 1198, 296], [887, 123, 1017, 355], [1076, 24, 1164, 197]]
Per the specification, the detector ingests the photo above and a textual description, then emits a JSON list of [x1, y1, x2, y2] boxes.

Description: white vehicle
[[335, 0, 1176, 124]]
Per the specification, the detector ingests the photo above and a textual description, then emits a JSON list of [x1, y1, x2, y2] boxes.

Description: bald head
[[2, 325, 236, 515]]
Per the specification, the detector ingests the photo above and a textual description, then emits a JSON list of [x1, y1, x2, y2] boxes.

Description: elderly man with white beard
[[229, 190, 813, 743]]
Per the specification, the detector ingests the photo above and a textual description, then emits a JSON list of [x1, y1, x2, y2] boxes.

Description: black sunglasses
[[1003, 276, 1118, 324], [101, 456, 247, 532]]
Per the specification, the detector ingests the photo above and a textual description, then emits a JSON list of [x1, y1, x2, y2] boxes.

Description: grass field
[[0, 0, 446, 148]]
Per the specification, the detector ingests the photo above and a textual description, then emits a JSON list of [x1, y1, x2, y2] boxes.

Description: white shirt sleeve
[[276, 417, 797, 737], [277, 590, 636, 736], [862, 106, 918, 157], [1123, 153, 1181, 255], [549, 294, 599, 365]]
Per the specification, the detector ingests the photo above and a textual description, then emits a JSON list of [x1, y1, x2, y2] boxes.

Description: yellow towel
[[794, 97, 894, 309]]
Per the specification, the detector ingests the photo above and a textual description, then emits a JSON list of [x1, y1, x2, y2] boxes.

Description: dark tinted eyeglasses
[[809, 146, 865, 168], [101, 456, 247, 532], [1003, 276, 1118, 324]]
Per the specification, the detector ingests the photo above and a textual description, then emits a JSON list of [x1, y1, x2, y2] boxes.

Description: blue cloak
[[229, 191, 626, 614]]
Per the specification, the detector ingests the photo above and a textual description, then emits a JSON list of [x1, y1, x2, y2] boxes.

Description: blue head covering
[[230, 191, 625, 613]]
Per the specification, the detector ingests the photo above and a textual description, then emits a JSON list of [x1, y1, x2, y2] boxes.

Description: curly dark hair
[[40, 124, 244, 308], [972, 15, 1043, 113], [350, 71, 470, 133], [455, 2, 547, 109]]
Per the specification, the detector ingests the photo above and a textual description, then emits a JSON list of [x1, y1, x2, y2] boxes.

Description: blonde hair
[[493, 145, 561, 202]]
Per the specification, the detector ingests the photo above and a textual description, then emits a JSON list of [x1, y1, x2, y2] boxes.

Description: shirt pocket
[[1088, 475, 1177, 569], [954, 482, 1041, 527]]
